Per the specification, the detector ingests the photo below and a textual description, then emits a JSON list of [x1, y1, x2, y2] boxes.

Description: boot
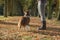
[[39, 21, 46, 30]]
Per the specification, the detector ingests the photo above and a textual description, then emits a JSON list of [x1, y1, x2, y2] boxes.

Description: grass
[[0, 16, 16, 20], [22, 36, 32, 40], [0, 16, 8, 20], [0, 16, 7, 20]]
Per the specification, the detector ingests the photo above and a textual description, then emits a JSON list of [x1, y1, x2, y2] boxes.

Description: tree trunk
[[30, 0, 38, 16], [18, 2, 24, 16], [57, 0, 60, 20], [55, 0, 59, 18], [4, 0, 8, 17], [48, 0, 53, 19], [13, 0, 24, 16], [7, 0, 13, 16], [58, 13, 60, 20]]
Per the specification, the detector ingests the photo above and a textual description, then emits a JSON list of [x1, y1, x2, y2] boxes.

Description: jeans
[[38, 0, 47, 21]]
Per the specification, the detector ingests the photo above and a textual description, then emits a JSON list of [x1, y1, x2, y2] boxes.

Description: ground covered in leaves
[[0, 16, 60, 40]]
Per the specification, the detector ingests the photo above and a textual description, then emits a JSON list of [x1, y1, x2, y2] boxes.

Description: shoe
[[38, 21, 46, 30]]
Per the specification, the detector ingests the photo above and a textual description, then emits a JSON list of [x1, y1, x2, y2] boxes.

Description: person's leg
[[38, 0, 46, 30]]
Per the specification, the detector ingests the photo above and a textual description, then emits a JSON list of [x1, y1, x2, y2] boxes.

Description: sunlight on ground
[[0, 16, 60, 40], [0, 16, 9, 20]]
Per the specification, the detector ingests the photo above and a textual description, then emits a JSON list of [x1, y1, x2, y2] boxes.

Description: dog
[[18, 10, 30, 31], [20, 16, 30, 28]]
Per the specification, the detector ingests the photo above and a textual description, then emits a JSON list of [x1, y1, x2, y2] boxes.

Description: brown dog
[[20, 16, 30, 28], [18, 16, 30, 31], [18, 10, 30, 31]]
